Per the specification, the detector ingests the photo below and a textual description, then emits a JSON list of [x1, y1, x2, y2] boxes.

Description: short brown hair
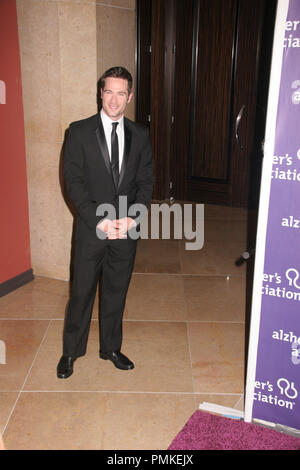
[[98, 66, 133, 94]]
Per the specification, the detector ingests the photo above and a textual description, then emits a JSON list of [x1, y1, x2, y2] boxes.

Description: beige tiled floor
[[0, 204, 248, 450]]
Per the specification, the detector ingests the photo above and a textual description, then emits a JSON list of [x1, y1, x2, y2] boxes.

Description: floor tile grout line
[[14, 390, 196, 395], [179, 259, 198, 410], [21, 270, 246, 280], [132, 272, 246, 278], [123, 319, 245, 324], [13, 390, 244, 396], [0, 318, 246, 324], [233, 394, 245, 409], [194, 392, 243, 396], [2, 320, 52, 436], [186, 322, 197, 411], [0, 318, 56, 321], [27, 271, 246, 279], [96, 2, 135, 11], [179, 238, 243, 410], [178, 243, 195, 406]]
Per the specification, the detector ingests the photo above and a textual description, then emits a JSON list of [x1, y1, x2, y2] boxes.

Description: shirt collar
[[100, 109, 124, 131]]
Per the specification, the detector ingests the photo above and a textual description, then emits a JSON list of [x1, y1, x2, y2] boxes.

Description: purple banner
[[252, 0, 300, 430]]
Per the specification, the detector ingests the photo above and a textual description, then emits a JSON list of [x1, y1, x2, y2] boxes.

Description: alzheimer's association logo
[[0, 80, 6, 104]]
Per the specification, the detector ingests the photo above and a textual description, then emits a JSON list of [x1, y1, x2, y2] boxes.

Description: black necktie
[[111, 122, 119, 188]]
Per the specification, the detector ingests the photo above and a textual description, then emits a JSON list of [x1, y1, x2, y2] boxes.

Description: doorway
[[136, 0, 277, 207]]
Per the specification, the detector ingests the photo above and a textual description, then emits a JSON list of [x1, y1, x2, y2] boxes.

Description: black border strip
[[0, 269, 34, 297]]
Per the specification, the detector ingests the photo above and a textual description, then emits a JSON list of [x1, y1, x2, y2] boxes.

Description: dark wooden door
[[136, 0, 276, 207]]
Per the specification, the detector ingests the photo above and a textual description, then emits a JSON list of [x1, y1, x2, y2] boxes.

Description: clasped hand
[[97, 217, 136, 239]]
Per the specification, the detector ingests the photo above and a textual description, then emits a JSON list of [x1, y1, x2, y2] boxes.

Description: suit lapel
[[118, 118, 132, 190], [95, 115, 112, 179]]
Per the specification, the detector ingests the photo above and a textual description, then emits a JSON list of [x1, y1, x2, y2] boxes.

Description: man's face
[[101, 77, 133, 121]]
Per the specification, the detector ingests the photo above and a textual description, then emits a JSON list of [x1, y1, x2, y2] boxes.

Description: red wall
[[0, 0, 31, 284]]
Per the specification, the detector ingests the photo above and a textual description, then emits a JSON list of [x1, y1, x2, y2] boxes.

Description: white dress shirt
[[100, 109, 124, 172]]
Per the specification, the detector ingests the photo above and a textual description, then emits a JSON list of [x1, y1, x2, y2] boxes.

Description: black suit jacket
[[63, 113, 154, 238]]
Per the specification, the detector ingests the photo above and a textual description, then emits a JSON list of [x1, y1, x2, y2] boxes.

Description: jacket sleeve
[[127, 127, 154, 230], [63, 124, 103, 231], [133, 128, 154, 208]]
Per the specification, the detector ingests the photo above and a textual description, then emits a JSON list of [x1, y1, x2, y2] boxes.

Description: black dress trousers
[[63, 235, 137, 359]]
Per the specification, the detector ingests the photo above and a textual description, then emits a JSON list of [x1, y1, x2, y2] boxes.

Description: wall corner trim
[[0, 269, 34, 297]]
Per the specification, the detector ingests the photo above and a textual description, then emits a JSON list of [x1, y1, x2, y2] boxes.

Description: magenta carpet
[[168, 411, 300, 450]]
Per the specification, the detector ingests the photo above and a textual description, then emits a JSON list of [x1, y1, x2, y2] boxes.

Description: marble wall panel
[[24, 140, 73, 279], [17, 0, 136, 280], [58, 1, 97, 134], [16, 0, 62, 143], [96, 2, 136, 120]]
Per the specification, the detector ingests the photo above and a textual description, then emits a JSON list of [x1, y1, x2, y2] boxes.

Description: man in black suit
[[57, 67, 154, 379]]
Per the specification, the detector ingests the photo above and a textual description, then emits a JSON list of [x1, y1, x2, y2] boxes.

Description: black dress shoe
[[99, 351, 134, 370], [57, 355, 74, 379]]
